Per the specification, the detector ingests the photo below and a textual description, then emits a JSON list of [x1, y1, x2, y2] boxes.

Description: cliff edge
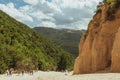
[[73, 2, 120, 74]]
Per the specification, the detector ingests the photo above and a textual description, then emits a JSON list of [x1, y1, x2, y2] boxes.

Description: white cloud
[[40, 21, 56, 28], [0, 0, 103, 29], [0, 2, 33, 24], [60, 0, 85, 8], [58, 19, 90, 30], [23, 0, 39, 5], [7, 2, 14, 8]]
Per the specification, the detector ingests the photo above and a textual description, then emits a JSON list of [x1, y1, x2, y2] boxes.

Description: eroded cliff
[[74, 3, 120, 74]]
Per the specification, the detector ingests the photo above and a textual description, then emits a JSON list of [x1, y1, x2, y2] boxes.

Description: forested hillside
[[0, 10, 74, 74], [34, 27, 85, 56]]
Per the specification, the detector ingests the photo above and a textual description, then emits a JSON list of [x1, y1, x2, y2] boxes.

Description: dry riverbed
[[0, 71, 120, 80]]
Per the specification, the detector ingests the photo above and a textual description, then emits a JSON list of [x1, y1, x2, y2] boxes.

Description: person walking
[[6, 69, 9, 75]]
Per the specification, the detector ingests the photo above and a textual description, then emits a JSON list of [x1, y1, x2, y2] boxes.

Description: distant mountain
[[34, 27, 85, 56], [0, 10, 74, 74]]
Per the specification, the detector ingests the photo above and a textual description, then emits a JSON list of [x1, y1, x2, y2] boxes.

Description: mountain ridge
[[34, 27, 85, 56]]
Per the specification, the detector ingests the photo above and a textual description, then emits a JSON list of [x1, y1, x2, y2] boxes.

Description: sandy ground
[[0, 71, 120, 80]]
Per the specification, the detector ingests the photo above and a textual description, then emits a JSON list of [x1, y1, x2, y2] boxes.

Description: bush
[[106, 0, 116, 8], [103, 0, 120, 20], [0, 61, 7, 74]]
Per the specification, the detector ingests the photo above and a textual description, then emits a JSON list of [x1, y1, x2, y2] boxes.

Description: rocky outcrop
[[111, 27, 120, 72], [73, 4, 120, 74]]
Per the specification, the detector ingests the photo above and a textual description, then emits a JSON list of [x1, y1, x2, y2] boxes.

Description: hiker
[[6, 69, 9, 75], [9, 68, 13, 75], [65, 70, 68, 76], [21, 70, 24, 76], [30, 70, 33, 75]]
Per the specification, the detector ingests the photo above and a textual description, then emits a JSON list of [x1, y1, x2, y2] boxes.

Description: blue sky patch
[[0, 0, 27, 8], [47, 0, 52, 2]]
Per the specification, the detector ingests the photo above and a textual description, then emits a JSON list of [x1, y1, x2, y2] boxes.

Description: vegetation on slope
[[0, 10, 74, 74], [34, 27, 85, 56], [103, 0, 120, 8], [96, 0, 120, 20], [103, 0, 120, 20]]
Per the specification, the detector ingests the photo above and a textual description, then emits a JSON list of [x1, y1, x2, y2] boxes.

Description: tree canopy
[[0, 10, 74, 74]]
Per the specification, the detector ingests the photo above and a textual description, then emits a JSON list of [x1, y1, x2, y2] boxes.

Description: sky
[[0, 0, 103, 30]]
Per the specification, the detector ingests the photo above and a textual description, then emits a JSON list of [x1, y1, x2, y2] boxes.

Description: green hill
[[0, 10, 74, 74], [34, 27, 85, 56]]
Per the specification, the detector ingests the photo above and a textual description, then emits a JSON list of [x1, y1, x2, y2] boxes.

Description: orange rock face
[[111, 27, 120, 72], [73, 4, 120, 74]]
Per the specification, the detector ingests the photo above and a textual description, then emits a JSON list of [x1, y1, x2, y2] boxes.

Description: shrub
[[103, 0, 120, 20]]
